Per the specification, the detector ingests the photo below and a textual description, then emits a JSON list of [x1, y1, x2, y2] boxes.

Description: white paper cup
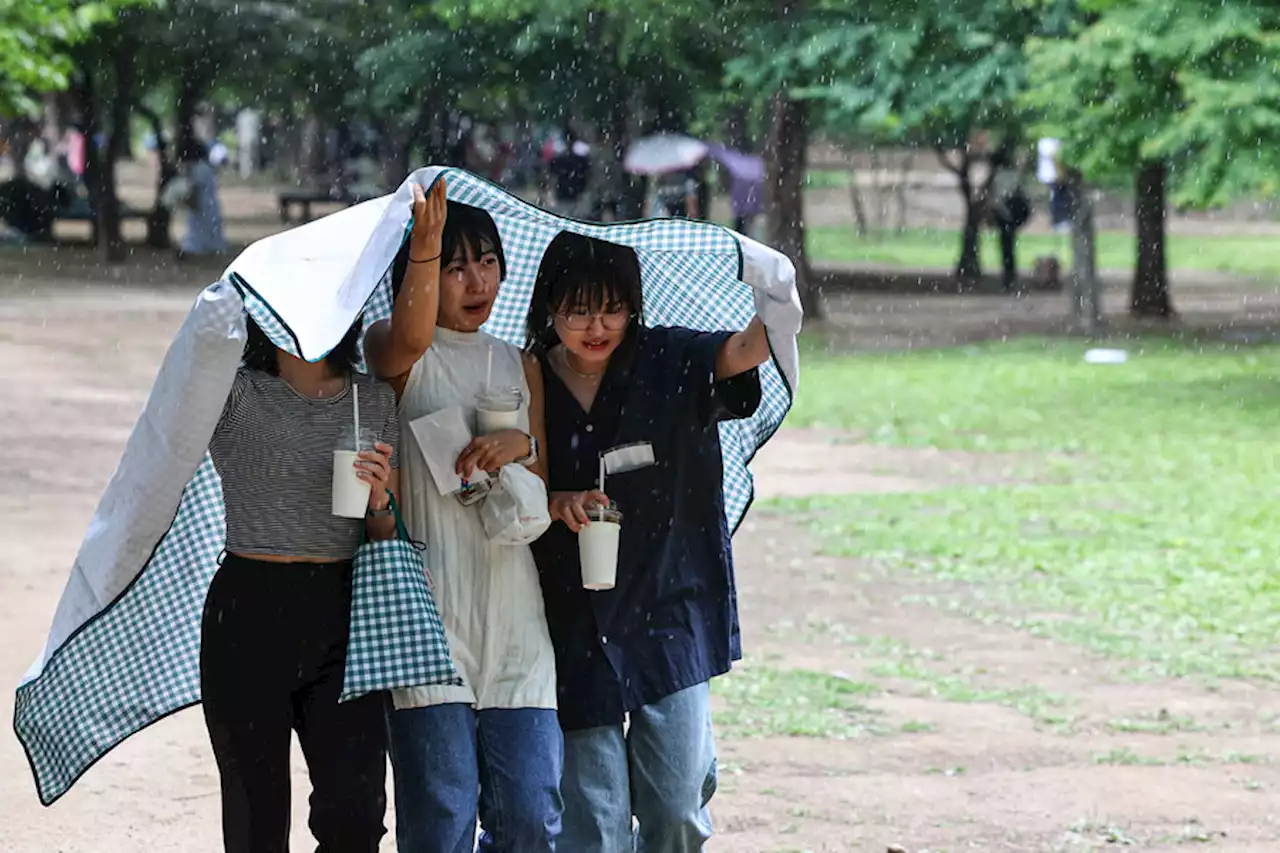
[[332, 450, 373, 518], [578, 507, 622, 591], [475, 386, 523, 435], [477, 406, 521, 434]]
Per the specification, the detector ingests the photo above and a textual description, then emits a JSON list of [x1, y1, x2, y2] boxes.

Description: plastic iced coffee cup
[[578, 505, 622, 591], [332, 428, 376, 518], [475, 386, 523, 435]]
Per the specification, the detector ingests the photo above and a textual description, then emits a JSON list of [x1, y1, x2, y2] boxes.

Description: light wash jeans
[[560, 682, 717, 853], [387, 703, 564, 853]]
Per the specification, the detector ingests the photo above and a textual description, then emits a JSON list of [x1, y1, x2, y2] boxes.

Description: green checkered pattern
[[13, 168, 793, 807], [341, 503, 461, 701], [14, 457, 226, 805]]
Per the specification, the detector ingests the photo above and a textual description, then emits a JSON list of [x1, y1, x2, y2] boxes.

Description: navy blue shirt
[[532, 326, 762, 731]]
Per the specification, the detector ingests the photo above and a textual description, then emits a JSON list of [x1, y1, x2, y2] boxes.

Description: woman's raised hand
[[410, 177, 447, 258]]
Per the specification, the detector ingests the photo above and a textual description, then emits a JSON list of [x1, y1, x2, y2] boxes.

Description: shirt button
[[585, 424, 594, 432], [601, 635, 608, 644]]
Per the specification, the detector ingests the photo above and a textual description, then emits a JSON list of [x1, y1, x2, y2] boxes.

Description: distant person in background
[[654, 168, 699, 219], [550, 137, 592, 218], [989, 149, 1031, 292], [236, 109, 260, 179], [177, 139, 227, 258], [1037, 137, 1071, 233]]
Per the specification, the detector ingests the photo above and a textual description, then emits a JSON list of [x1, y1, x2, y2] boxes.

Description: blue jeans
[[387, 703, 564, 853], [560, 683, 717, 853]]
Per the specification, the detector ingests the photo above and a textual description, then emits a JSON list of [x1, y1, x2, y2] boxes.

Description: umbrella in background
[[705, 143, 765, 219], [623, 134, 709, 176]]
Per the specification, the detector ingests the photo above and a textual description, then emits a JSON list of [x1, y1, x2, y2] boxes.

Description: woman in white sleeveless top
[[365, 180, 561, 853]]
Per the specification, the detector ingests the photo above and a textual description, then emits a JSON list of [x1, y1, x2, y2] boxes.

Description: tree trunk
[[849, 176, 869, 237], [765, 0, 820, 317], [894, 154, 913, 231], [176, 70, 204, 156], [98, 42, 136, 261], [136, 102, 174, 249], [1066, 169, 1100, 334], [1132, 160, 1173, 317], [724, 101, 750, 152], [937, 148, 986, 287], [766, 92, 821, 319], [73, 58, 125, 261]]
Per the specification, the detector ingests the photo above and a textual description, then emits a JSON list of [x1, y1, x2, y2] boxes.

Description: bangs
[[552, 270, 628, 315], [391, 197, 507, 298], [526, 231, 645, 353], [441, 202, 506, 277]]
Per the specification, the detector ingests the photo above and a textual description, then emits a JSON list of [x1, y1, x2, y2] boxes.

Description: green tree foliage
[[731, 0, 1044, 283], [0, 0, 147, 116], [1023, 0, 1280, 315]]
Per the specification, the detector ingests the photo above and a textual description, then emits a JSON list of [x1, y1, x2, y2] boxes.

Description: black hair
[[178, 138, 209, 163], [242, 314, 363, 376], [525, 231, 644, 354], [390, 199, 506, 299]]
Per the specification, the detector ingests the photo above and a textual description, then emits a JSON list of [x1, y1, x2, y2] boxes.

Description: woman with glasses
[[525, 231, 770, 852]]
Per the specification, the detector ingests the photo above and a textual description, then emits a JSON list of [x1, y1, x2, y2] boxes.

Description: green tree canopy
[[0, 0, 147, 116]]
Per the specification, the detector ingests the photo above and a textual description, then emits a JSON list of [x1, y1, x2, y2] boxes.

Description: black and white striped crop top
[[209, 368, 401, 560]]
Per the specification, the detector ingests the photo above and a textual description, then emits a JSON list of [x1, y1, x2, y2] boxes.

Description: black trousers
[[200, 554, 387, 853], [998, 220, 1018, 289]]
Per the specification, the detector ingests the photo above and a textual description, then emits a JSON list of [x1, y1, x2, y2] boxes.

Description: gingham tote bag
[[341, 493, 461, 701]]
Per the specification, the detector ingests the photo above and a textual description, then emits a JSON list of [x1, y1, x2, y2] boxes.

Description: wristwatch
[[515, 433, 539, 467]]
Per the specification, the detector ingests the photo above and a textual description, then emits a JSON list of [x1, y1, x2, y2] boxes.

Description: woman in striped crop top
[[202, 307, 403, 853]]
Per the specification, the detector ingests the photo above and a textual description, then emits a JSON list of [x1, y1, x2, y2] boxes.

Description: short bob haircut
[[241, 314, 363, 376], [390, 199, 507, 299], [525, 231, 645, 355]]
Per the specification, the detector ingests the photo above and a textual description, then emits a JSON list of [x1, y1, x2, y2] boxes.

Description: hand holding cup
[[549, 490, 610, 533]]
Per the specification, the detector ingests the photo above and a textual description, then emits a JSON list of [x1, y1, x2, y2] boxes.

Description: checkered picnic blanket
[[13, 168, 801, 806]]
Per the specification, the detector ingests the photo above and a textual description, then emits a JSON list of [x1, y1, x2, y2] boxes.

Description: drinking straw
[[598, 453, 606, 520], [485, 344, 493, 392], [352, 382, 360, 452]]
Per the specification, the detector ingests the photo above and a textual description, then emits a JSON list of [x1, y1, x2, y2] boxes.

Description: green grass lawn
[[774, 338, 1280, 680], [807, 225, 1280, 279]]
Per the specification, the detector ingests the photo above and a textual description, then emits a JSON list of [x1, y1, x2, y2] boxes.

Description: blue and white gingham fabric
[[342, 501, 461, 701], [13, 168, 799, 806]]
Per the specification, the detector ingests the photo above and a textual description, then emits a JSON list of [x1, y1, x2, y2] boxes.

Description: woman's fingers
[[411, 183, 427, 221], [455, 438, 483, 475], [430, 177, 447, 214], [562, 508, 583, 533]]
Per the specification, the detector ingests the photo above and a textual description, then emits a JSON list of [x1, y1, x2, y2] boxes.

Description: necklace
[[558, 348, 606, 382]]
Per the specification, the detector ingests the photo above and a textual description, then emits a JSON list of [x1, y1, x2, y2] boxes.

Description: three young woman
[[365, 179, 563, 853], [207, 176, 773, 853], [203, 315, 400, 852], [527, 231, 770, 852]]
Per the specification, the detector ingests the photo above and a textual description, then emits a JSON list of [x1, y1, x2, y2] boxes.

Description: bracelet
[[409, 253, 441, 264]]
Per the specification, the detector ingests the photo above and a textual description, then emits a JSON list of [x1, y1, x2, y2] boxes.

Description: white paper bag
[[480, 465, 551, 545], [407, 406, 490, 497]]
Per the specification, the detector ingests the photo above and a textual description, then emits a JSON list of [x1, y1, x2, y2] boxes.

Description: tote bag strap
[[362, 490, 416, 546]]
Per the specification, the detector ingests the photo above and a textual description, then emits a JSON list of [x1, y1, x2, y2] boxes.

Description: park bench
[[55, 196, 150, 227], [277, 185, 383, 224]]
